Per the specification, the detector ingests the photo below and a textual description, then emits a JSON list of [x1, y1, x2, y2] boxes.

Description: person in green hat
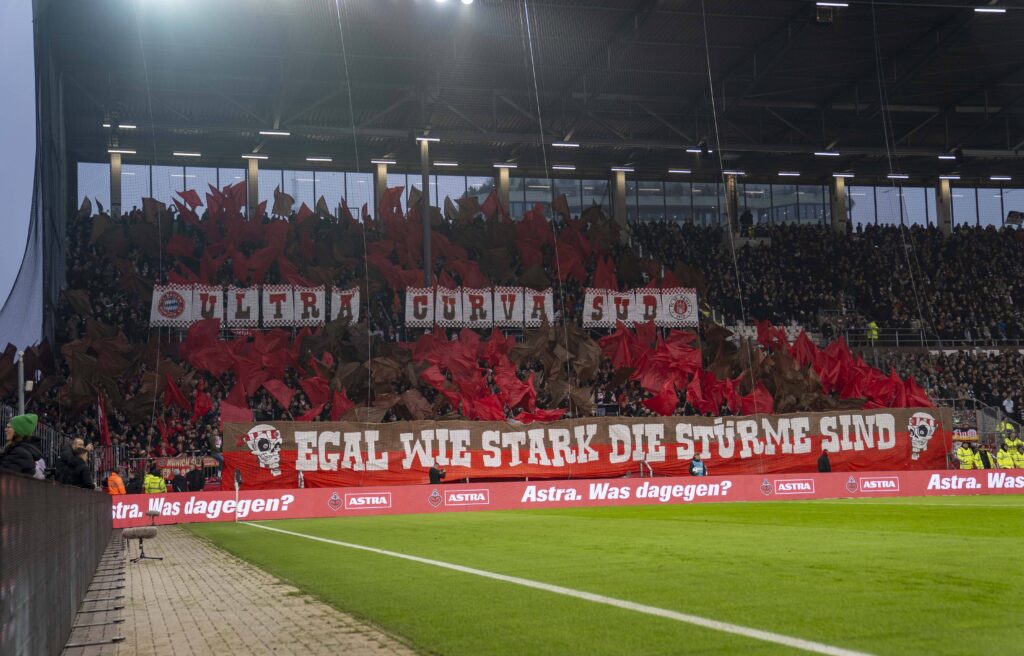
[[0, 413, 45, 478]]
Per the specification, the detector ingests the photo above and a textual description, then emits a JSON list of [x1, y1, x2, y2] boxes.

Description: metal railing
[[843, 328, 1024, 349]]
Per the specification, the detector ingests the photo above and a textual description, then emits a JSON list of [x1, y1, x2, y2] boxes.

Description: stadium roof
[[44, 0, 1024, 182]]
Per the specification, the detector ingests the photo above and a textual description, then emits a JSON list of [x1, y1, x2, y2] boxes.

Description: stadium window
[[314, 172, 345, 215], [259, 169, 283, 213], [151, 165, 184, 206], [847, 186, 874, 227], [386, 173, 408, 213], [552, 178, 582, 218], [743, 183, 771, 224], [875, 186, 901, 226], [437, 175, 467, 211], [120, 164, 151, 214], [509, 177, 526, 218], [284, 170, 315, 213], [185, 167, 218, 208], [525, 177, 552, 211], [581, 179, 610, 218], [951, 188, 977, 226], [77, 162, 110, 213], [900, 187, 928, 227], [465, 176, 495, 205], [665, 181, 692, 224], [692, 182, 719, 227], [1003, 188, 1024, 219], [625, 179, 640, 222], [345, 172, 372, 216], [797, 185, 826, 224], [926, 187, 937, 227], [978, 188, 1003, 228], [637, 181, 664, 222], [771, 184, 798, 224]]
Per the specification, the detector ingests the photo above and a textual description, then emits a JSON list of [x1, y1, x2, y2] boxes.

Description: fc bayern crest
[[427, 489, 443, 508], [670, 297, 689, 320], [760, 479, 773, 496], [846, 476, 858, 493], [327, 492, 343, 511], [158, 290, 186, 319]]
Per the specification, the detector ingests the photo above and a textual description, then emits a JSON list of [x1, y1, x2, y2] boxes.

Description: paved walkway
[[116, 525, 418, 656]]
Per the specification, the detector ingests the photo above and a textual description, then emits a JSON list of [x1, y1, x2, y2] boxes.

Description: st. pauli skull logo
[[907, 412, 938, 460], [244, 424, 283, 476]]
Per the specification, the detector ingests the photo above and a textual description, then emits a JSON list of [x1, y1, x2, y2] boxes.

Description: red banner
[[111, 469, 1024, 528], [220, 408, 954, 490]]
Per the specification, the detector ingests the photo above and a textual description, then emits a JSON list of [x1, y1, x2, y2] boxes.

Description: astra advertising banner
[[218, 408, 954, 490], [110, 468, 1024, 528]]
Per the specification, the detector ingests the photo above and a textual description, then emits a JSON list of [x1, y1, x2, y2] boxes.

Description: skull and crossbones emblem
[[907, 413, 938, 460], [244, 424, 283, 476]]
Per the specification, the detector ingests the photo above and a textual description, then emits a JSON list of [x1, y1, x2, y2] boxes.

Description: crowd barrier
[[0, 473, 112, 656], [110, 468, 1024, 528]]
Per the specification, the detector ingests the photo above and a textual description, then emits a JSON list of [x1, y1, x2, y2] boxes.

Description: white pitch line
[[243, 522, 873, 656], [799, 501, 1024, 508]]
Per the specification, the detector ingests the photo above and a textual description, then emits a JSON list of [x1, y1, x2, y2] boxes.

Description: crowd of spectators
[[3, 201, 1023, 458]]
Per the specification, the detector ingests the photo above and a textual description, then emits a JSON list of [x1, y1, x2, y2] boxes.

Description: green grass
[[187, 496, 1024, 655]]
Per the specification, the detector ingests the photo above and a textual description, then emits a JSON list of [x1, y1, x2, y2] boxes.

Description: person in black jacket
[[125, 469, 144, 494], [56, 437, 93, 483], [185, 462, 205, 492], [170, 468, 188, 493], [817, 448, 832, 473], [62, 446, 95, 490], [0, 413, 44, 477]]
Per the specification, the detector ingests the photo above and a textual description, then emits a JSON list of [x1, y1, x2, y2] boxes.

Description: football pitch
[[187, 495, 1023, 655]]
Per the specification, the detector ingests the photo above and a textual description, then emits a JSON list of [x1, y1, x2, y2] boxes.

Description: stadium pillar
[[246, 158, 259, 218], [830, 176, 847, 233], [374, 162, 388, 212], [420, 139, 432, 286], [612, 170, 627, 229], [936, 178, 952, 236], [725, 174, 739, 231], [109, 152, 121, 219], [497, 166, 510, 216]]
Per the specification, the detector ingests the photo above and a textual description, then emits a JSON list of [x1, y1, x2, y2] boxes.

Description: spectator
[[170, 468, 188, 493], [689, 454, 707, 476], [56, 437, 93, 484], [185, 462, 205, 492], [143, 464, 167, 494], [61, 446, 94, 489], [107, 467, 126, 495], [125, 468, 143, 494], [817, 448, 832, 473], [0, 413, 44, 477]]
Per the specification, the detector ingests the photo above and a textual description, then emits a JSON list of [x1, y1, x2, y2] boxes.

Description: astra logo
[[445, 490, 490, 506], [344, 493, 392, 510], [773, 479, 815, 495], [859, 477, 900, 492]]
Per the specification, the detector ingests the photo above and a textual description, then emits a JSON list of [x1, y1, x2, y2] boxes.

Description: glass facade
[[75, 162, 1023, 227]]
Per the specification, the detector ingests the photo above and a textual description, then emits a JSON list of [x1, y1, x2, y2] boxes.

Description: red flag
[[643, 383, 678, 416], [193, 389, 214, 420], [219, 401, 253, 427], [329, 389, 354, 420], [166, 234, 196, 258], [177, 189, 203, 209], [904, 376, 934, 408], [514, 408, 567, 424], [300, 376, 330, 407], [298, 403, 325, 421], [740, 383, 774, 415], [163, 374, 191, 411], [97, 394, 111, 447], [261, 379, 294, 409], [481, 190, 499, 220]]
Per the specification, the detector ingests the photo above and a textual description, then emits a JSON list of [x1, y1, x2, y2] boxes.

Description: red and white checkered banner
[[292, 286, 326, 327], [524, 288, 555, 327], [434, 287, 463, 327], [225, 286, 259, 327], [462, 288, 493, 328], [261, 285, 294, 327], [149, 284, 193, 327], [493, 286, 525, 327], [583, 288, 699, 328], [330, 287, 360, 323], [404, 287, 434, 327], [191, 285, 224, 323]]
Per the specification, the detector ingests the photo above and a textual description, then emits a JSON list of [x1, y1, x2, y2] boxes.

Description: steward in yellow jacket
[[143, 465, 167, 494], [996, 446, 1016, 469], [955, 444, 975, 469]]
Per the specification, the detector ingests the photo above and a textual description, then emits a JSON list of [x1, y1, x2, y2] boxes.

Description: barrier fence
[[0, 472, 112, 656]]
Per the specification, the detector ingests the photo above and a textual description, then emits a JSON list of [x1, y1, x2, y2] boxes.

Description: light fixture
[[107, 148, 136, 154], [887, 174, 909, 179], [990, 175, 1011, 181], [639, 187, 661, 192], [493, 163, 518, 169], [832, 172, 854, 178], [433, 161, 458, 167], [259, 130, 290, 136], [723, 170, 746, 176], [814, 151, 841, 157], [816, 2, 848, 7], [306, 156, 333, 162], [242, 154, 268, 160], [416, 136, 440, 142], [461, 0, 474, 5], [103, 123, 136, 129], [668, 169, 691, 174], [974, 7, 1006, 13], [551, 165, 576, 171], [552, 142, 580, 148], [173, 151, 201, 157], [937, 154, 957, 160], [371, 158, 396, 165], [778, 171, 800, 177], [939, 175, 961, 180], [528, 185, 551, 190], [684, 148, 714, 154], [611, 166, 634, 172]]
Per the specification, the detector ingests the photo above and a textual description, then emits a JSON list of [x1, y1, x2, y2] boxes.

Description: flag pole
[[17, 351, 24, 415]]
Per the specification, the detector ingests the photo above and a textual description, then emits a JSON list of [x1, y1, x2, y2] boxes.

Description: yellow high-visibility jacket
[[143, 473, 167, 494], [956, 447, 975, 469]]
